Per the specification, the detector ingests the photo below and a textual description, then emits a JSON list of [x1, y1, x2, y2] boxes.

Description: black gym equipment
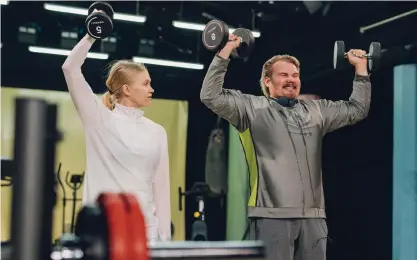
[[57, 165, 85, 234], [178, 119, 227, 241], [202, 19, 255, 59], [333, 41, 382, 71], [10, 98, 60, 260], [85, 2, 114, 39], [178, 182, 226, 241], [205, 116, 227, 196]]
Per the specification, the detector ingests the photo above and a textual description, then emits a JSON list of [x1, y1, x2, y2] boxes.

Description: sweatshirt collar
[[113, 103, 144, 120]]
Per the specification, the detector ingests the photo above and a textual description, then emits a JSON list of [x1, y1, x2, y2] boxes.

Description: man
[[200, 34, 371, 260]]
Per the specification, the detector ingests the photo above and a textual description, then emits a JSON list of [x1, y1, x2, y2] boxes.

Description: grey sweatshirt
[[200, 55, 371, 219]]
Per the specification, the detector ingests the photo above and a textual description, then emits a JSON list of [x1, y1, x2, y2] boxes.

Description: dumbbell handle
[[228, 37, 243, 44], [228, 37, 243, 47], [343, 53, 372, 59]]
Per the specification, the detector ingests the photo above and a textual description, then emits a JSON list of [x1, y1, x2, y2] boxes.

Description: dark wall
[[320, 66, 394, 260]]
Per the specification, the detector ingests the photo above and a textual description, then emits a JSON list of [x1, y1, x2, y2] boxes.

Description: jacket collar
[[113, 103, 144, 121]]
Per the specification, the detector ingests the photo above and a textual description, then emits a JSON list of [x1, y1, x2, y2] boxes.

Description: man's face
[[264, 61, 301, 99]]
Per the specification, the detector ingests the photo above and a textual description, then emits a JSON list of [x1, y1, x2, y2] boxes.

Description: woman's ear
[[122, 84, 130, 96]]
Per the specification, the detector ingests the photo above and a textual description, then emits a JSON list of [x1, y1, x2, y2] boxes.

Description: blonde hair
[[102, 60, 147, 110], [259, 55, 300, 97]]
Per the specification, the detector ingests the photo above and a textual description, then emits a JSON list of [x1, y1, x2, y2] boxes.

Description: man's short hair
[[259, 55, 300, 97]]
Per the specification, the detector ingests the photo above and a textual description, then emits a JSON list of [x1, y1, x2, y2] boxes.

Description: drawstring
[[312, 217, 332, 249], [312, 236, 332, 249]]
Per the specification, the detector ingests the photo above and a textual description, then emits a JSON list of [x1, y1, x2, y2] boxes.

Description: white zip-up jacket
[[62, 35, 171, 242]]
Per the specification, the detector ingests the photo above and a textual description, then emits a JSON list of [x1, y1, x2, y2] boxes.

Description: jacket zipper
[[287, 110, 306, 217]]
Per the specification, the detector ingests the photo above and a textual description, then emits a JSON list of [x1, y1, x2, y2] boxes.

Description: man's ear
[[122, 84, 130, 96], [264, 77, 271, 88]]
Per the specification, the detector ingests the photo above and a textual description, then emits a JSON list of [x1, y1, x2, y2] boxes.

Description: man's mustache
[[283, 82, 297, 88]]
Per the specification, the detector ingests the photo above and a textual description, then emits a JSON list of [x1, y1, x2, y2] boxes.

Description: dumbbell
[[85, 2, 114, 40], [202, 19, 255, 59], [55, 192, 149, 260], [333, 41, 382, 72]]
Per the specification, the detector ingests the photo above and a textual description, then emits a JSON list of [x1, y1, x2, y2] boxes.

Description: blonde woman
[[62, 29, 171, 242]]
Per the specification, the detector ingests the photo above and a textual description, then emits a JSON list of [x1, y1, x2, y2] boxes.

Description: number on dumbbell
[[202, 19, 255, 59], [85, 2, 114, 40]]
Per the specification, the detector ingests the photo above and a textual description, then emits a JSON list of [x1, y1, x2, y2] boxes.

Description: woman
[[62, 30, 171, 242]]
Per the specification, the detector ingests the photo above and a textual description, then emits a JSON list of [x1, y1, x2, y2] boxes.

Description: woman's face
[[122, 70, 154, 107]]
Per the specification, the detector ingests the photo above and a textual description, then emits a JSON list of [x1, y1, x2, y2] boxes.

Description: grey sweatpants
[[248, 218, 328, 260]]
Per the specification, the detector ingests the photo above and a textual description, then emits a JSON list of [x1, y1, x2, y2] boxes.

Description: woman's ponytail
[[102, 91, 116, 110]]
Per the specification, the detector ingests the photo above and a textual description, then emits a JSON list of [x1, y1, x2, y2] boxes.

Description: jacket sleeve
[[152, 127, 171, 241], [200, 55, 257, 132], [317, 74, 371, 134], [62, 34, 103, 126]]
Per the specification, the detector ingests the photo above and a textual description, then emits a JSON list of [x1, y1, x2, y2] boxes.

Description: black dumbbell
[[85, 2, 114, 40], [202, 20, 255, 59], [333, 41, 382, 72]]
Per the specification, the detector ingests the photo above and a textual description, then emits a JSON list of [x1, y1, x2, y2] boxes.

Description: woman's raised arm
[[62, 34, 103, 126]]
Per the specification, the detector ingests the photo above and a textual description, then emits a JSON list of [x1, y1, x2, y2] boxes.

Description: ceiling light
[[44, 3, 146, 23], [132, 56, 204, 70], [29, 46, 109, 60], [172, 21, 261, 38]]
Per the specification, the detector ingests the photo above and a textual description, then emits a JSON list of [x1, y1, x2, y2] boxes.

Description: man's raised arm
[[317, 49, 372, 134], [200, 34, 255, 132]]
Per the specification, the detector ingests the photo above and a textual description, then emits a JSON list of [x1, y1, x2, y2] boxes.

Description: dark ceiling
[[1, 1, 417, 99]]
